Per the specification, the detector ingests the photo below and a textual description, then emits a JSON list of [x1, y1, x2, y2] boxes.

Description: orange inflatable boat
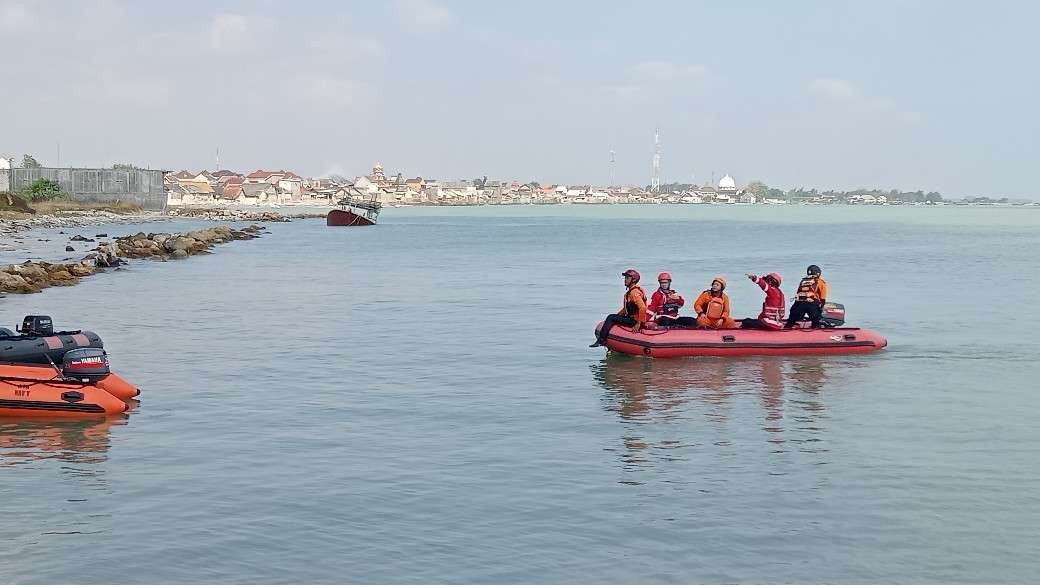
[[0, 349, 137, 417], [0, 316, 140, 417], [594, 323, 888, 358]]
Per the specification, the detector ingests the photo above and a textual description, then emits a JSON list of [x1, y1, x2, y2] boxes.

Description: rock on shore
[[0, 224, 265, 294]]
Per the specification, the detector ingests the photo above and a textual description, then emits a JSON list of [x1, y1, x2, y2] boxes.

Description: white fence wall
[[5, 167, 166, 210]]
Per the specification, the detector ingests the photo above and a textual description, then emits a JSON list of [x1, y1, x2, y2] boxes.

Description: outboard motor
[[18, 315, 53, 336], [820, 302, 846, 327], [794, 302, 847, 328], [61, 348, 111, 382]]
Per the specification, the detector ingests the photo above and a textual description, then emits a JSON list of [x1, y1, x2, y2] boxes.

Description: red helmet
[[767, 272, 782, 286], [621, 269, 640, 282], [657, 271, 672, 281]]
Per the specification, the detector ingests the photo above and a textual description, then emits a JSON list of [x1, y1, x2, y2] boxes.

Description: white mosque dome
[[719, 174, 736, 189]]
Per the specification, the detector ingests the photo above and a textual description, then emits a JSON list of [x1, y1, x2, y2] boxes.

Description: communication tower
[[609, 149, 616, 187], [651, 128, 661, 192]]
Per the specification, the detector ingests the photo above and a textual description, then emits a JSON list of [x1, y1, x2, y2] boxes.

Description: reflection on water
[[0, 415, 128, 467], [0, 416, 123, 565], [592, 355, 859, 478], [593, 354, 834, 422], [595, 354, 737, 422]]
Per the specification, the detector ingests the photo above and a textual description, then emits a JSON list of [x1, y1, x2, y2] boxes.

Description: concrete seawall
[[0, 167, 166, 211]]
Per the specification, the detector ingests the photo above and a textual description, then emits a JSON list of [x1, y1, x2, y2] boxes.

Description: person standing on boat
[[740, 272, 785, 330], [694, 276, 738, 329], [785, 265, 829, 328], [590, 269, 649, 347], [648, 272, 697, 328]]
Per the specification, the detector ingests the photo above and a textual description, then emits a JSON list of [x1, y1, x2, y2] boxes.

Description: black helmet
[[807, 264, 821, 276]]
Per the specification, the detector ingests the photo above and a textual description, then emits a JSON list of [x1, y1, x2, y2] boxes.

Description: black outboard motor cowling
[[19, 315, 53, 336], [61, 348, 111, 382]]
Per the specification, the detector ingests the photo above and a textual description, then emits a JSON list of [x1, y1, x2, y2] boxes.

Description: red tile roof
[[246, 169, 300, 180], [222, 184, 243, 199]]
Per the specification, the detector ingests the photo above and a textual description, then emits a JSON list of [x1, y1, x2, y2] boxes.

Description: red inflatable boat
[[594, 323, 887, 358]]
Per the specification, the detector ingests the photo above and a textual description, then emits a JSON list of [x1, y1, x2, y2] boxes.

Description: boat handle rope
[[45, 353, 76, 383]]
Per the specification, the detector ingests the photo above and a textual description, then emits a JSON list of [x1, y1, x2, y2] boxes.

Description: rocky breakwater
[[0, 224, 265, 294], [1, 210, 164, 236], [167, 207, 327, 221]]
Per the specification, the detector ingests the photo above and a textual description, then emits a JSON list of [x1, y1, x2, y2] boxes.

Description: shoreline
[[0, 207, 321, 253], [0, 207, 320, 295], [166, 207, 327, 221], [1, 209, 168, 237], [1, 224, 267, 295], [1, 206, 326, 235], [168, 200, 1040, 210]]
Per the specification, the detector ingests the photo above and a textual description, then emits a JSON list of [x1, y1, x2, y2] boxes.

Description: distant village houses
[[164, 163, 953, 208], [165, 162, 743, 207]]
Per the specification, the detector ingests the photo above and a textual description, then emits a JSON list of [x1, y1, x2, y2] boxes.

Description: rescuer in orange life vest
[[694, 276, 738, 329], [647, 272, 698, 328], [590, 269, 648, 347], [785, 264, 829, 328]]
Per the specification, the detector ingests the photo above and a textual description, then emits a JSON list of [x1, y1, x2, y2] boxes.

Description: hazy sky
[[1, 1, 1036, 196]]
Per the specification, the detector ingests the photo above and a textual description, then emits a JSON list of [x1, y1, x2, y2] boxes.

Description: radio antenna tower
[[651, 127, 661, 192], [609, 149, 616, 187]]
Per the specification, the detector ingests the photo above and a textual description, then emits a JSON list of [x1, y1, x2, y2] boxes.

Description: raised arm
[[747, 273, 768, 292]]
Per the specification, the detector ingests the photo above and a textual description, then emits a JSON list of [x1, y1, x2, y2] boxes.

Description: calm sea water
[[2, 205, 1038, 584]]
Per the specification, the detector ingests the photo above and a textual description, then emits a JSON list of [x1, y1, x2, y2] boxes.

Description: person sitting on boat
[[647, 272, 697, 328], [590, 269, 649, 347], [694, 276, 738, 329], [740, 272, 786, 330], [785, 264, 829, 328]]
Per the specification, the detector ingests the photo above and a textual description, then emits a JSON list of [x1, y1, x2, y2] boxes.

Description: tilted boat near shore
[[327, 188, 382, 227]]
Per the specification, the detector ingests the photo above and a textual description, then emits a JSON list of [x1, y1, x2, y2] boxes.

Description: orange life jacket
[[622, 285, 648, 322], [796, 276, 821, 302], [705, 294, 726, 320]]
